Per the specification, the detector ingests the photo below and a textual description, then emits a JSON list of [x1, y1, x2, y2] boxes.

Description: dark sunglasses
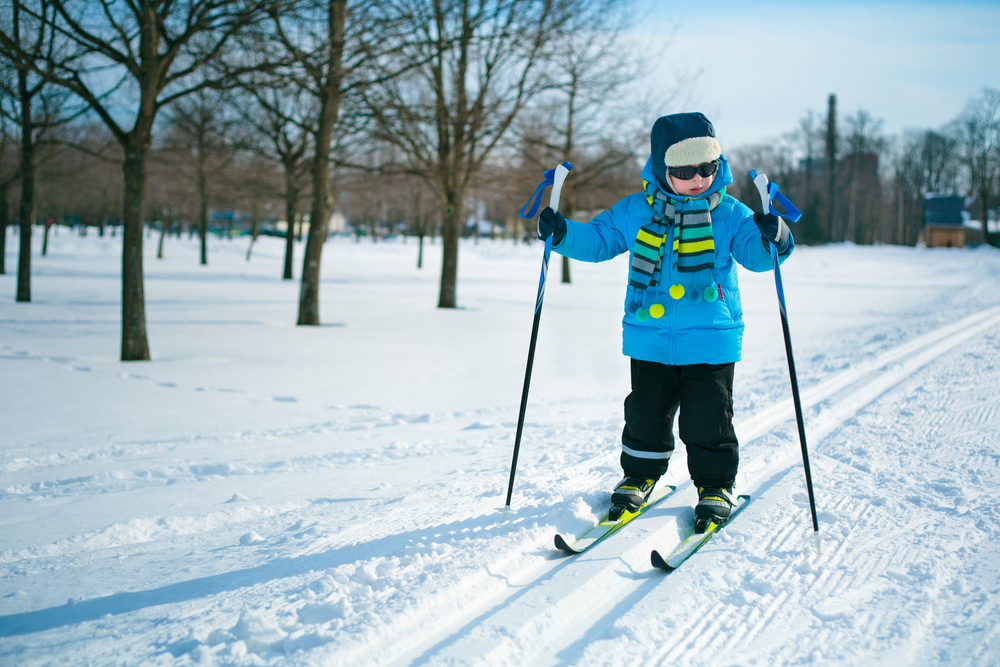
[[667, 161, 718, 180]]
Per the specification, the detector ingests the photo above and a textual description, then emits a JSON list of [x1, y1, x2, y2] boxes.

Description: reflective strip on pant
[[621, 444, 673, 460]]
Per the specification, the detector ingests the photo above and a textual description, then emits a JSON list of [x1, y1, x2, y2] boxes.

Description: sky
[[633, 0, 1000, 153]]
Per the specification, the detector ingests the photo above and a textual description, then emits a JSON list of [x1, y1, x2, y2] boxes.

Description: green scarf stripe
[[679, 227, 713, 241], [633, 243, 660, 261]]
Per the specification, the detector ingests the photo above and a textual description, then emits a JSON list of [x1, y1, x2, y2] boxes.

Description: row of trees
[[727, 89, 1000, 249], [1, 0, 666, 361], [2, 3, 997, 364]]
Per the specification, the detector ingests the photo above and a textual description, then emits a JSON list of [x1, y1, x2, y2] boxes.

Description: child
[[537, 112, 792, 531]]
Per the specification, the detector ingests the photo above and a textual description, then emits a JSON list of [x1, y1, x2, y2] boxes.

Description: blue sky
[[632, 0, 1000, 152]]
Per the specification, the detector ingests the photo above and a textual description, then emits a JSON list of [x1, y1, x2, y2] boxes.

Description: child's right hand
[[538, 206, 567, 244]]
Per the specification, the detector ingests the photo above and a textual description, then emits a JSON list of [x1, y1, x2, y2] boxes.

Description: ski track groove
[[6, 302, 997, 665], [391, 306, 1000, 666]]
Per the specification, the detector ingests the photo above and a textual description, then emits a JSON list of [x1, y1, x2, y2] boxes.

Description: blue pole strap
[[519, 162, 572, 219], [749, 169, 803, 222]]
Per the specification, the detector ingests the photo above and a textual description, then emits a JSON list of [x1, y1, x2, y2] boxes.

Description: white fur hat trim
[[665, 136, 722, 167]]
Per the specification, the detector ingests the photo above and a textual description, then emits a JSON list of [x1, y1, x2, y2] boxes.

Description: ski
[[554, 484, 677, 554], [650, 494, 751, 571]]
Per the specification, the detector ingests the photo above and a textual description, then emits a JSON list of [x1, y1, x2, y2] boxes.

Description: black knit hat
[[650, 112, 722, 187]]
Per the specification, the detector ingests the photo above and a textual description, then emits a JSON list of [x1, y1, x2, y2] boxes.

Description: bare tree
[[517, 0, 670, 284], [366, 0, 576, 308], [161, 88, 236, 265], [272, 0, 346, 325], [268, 0, 413, 325], [953, 88, 1000, 246], [233, 79, 314, 278], [841, 108, 886, 244], [0, 0, 275, 360], [781, 110, 828, 244], [786, 111, 822, 203], [891, 128, 960, 246], [0, 105, 18, 274], [0, 1, 74, 301]]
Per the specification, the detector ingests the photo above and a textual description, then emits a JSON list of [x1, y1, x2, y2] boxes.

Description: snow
[[2, 227, 1000, 666]]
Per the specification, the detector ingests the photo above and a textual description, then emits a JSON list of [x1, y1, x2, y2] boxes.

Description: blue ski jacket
[[553, 155, 793, 366]]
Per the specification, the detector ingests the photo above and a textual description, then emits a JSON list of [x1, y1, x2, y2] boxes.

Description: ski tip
[[650, 550, 675, 571], [554, 533, 576, 553]]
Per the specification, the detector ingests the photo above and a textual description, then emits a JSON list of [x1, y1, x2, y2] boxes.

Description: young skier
[[537, 112, 793, 531]]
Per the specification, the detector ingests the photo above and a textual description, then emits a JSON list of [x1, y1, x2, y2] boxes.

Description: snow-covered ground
[[2, 227, 1000, 666]]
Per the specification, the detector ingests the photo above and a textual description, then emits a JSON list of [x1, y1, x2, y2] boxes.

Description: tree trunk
[[417, 233, 424, 269], [198, 152, 208, 265], [979, 188, 992, 246], [157, 218, 168, 259], [246, 202, 261, 262], [283, 161, 297, 279], [559, 194, 573, 284], [16, 70, 33, 303], [42, 218, 50, 255], [16, 170, 32, 303], [438, 194, 463, 308], [120, 143, 151, 361], [297, 0, 346, 326], [17, 193, 34, 302], [0, 188, 8, 275], [297, 150, 333, 325]]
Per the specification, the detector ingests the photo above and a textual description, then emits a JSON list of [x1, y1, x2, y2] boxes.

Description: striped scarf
[[626, 181, 722, 315]]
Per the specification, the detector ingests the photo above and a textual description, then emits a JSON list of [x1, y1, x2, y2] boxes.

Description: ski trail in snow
[[7, 305, 992, 667], [377, 306, 1000, 666], [593, 316, 1000, 667]]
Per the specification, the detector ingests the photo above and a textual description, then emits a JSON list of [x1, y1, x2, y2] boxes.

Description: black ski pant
[[620, 359, 738, 489]]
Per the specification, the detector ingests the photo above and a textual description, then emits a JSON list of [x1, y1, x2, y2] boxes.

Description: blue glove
[[753, 211, 790, 253], [537, 206, 566, 244]]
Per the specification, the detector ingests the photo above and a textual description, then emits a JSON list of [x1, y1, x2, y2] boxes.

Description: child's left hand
[[752, 212, 790, 252], [538, 206, 567, 244]]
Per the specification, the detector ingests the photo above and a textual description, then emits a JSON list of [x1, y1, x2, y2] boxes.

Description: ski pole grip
[[549, 162, 571, 214], [749, 168, 802, 223], [751, 170, 775, 221]]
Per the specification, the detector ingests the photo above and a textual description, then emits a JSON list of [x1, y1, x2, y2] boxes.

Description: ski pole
[[749, 170, 819, 536], [503, 161, 573, 514]]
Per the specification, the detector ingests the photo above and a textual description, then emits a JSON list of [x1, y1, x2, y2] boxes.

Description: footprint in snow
[[272, 396, 297, 403], [463, 421, 496, 430]]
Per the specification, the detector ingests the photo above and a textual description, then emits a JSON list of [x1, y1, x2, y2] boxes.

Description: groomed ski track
[[371, 305, 1000, 666], [5, 240, 1000, 667]]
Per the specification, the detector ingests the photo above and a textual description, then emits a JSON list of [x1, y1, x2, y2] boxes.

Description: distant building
[[276, 211, 347, 235], [923, 194, 966, 247]]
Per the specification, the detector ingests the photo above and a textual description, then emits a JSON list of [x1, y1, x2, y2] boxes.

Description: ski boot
[[694, 487, 735, 533], [609, 477, 657, 521]]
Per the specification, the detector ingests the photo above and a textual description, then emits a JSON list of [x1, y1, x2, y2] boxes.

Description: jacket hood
[[649, 112, 723, 185], [641, 153, 733, 200]]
